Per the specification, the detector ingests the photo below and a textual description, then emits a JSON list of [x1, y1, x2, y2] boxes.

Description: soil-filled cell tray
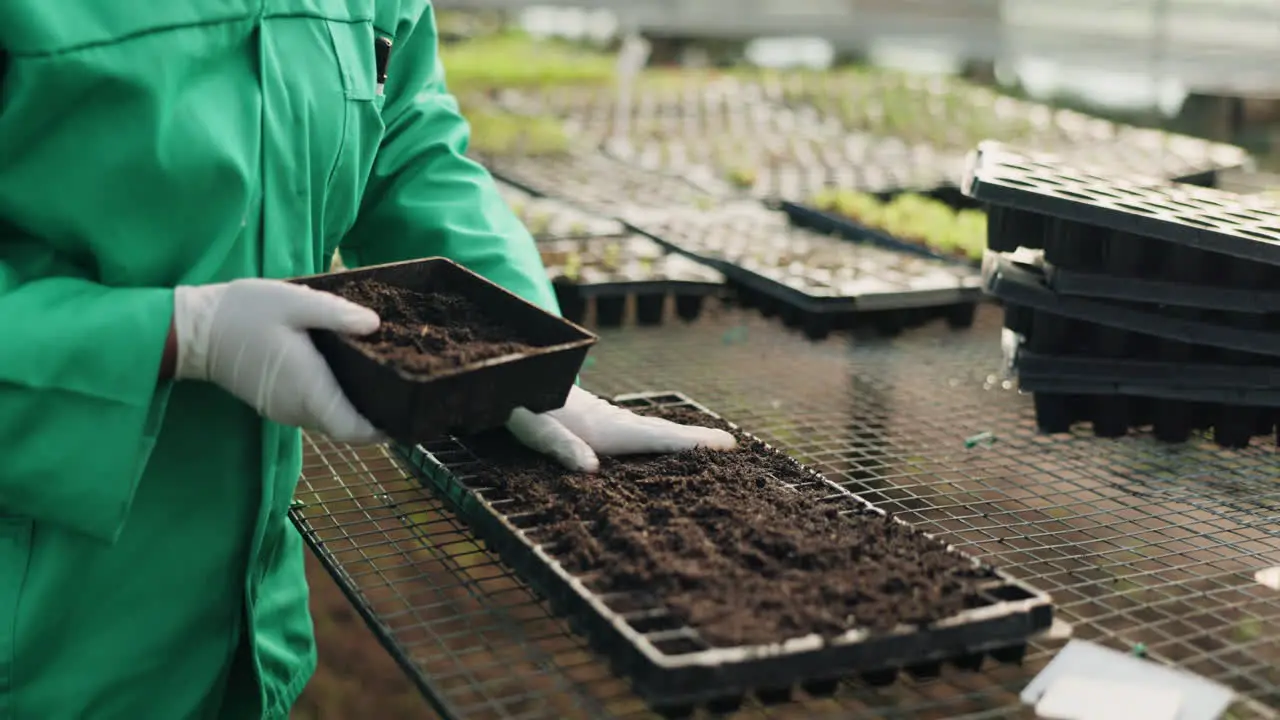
[[965, 141, 1280, 271], [291, 258, 596, 443], [402, 392, 1054, 713], [635, 203, 983, 340], [539, 235, 725, 327], [983, 253, 1280, 359], [495, 179, 626, 240], [784, 190, 985, 267], [1001, 325, 1280, 447]]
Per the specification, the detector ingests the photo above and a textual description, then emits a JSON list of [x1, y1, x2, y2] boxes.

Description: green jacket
[[0, 1, 557, 718]]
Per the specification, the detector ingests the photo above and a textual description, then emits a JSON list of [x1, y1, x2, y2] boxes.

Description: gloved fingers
[[274, 283, 381, 335], [570, 415, 738, 457], [284, 338, 386, 444], [547, 387, 737, 457], [507, 407, 600, 473]]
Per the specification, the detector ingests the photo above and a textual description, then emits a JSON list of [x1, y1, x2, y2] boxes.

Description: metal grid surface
[[292, 302, 1280, 720]]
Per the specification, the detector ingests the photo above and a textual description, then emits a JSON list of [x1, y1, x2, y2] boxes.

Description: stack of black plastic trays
[[963, 141, 1280, 448]]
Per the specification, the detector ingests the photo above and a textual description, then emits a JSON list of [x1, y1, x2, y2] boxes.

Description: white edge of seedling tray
[[425, 391, 1054, 672]]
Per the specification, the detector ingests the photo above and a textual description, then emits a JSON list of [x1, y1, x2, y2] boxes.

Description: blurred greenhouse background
[[293, 3, 1280, 717]]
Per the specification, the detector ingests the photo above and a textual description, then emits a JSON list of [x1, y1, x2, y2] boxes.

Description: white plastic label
[[1036, 675, 1181, 720]]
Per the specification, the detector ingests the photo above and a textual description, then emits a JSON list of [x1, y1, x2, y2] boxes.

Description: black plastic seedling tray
[[1042, 261, 1280, 313], [782, 200, 979, 267], [292, 258, 597, 443], [1002, 318, 1280, 447], [540, 235, 726, 327], [983, 253, 1280, 359], [965, 141, 1280, 272], [401, 392, 1055, 714], [633, 206, 984, 340]]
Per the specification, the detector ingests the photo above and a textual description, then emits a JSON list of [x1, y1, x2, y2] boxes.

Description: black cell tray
[[1043, 262, 1280, 313], [540, 235, 726, 327], [631, 216, 983, 341], [553, 278, 723, 328], [291, 258, 597, 444], [721, 264, 981, 342], [401, 392, 1055, 714], [1003, 312, 1280, 447], [983, 253, 1280, 359], [965, 141, 1280, 272], [781, 200, 979, 268]]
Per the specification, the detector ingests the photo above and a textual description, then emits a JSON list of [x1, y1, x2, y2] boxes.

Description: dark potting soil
[[463, 405, 996, 648], [334, 280, 536, 375]]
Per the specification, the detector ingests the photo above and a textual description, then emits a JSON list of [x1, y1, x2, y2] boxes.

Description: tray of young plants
[[538, 234, 726, 327], [402, 391, 1056, 715], [495, 180, 625, 240], [500, 75, 962, 202], [1001, 298, 1280, 448], [790, 188, 987, 266], [757, 70, 1250, 182], [635, 203, 984, 339], [291, 257, 596, 443], [482, 150, 732, 224], [757, 70, 1083, 153]]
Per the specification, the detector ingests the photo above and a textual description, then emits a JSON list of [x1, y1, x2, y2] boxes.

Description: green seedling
[[809, 189, 987, 261]]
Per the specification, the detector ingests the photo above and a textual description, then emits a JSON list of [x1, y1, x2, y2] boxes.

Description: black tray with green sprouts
[[632, 203, 983, 340], [786, 189, 987, 267], [539, 234, 726, 327]]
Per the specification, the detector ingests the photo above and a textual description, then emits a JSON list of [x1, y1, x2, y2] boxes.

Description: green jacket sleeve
[[0, 262, 173, 543], [341, 5, 559, 314]]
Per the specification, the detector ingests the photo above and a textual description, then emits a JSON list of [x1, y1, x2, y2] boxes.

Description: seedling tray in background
[[482, 151, 731, 223], [633, 205, 983, 340], [539, 235, 726, 327], [401, 392, 1055, 714], [781, 200, 982, 268], [495, 179, 626, 240], [291, 258, 596, 443]]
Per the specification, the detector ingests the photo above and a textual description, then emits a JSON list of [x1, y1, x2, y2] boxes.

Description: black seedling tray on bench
[[964, 141, 1280, 274], [292, 258, 596, 443], [781, 200, 980, 268], [400, 392, 1055, 715], [540, 235, 726, 327], [633, 206, 984, 340]]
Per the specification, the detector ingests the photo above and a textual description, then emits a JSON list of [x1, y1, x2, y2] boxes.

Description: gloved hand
[[172, 279, 385, 444], [506, 386, 737, 472]]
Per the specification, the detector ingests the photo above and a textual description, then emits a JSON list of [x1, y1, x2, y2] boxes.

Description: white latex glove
[[173, 279, 385, 445], [506, 386, 737, 472]]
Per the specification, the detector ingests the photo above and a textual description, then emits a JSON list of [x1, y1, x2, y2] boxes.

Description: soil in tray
[[333, 280, 536, 375], [463, 405, 995, 648]]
